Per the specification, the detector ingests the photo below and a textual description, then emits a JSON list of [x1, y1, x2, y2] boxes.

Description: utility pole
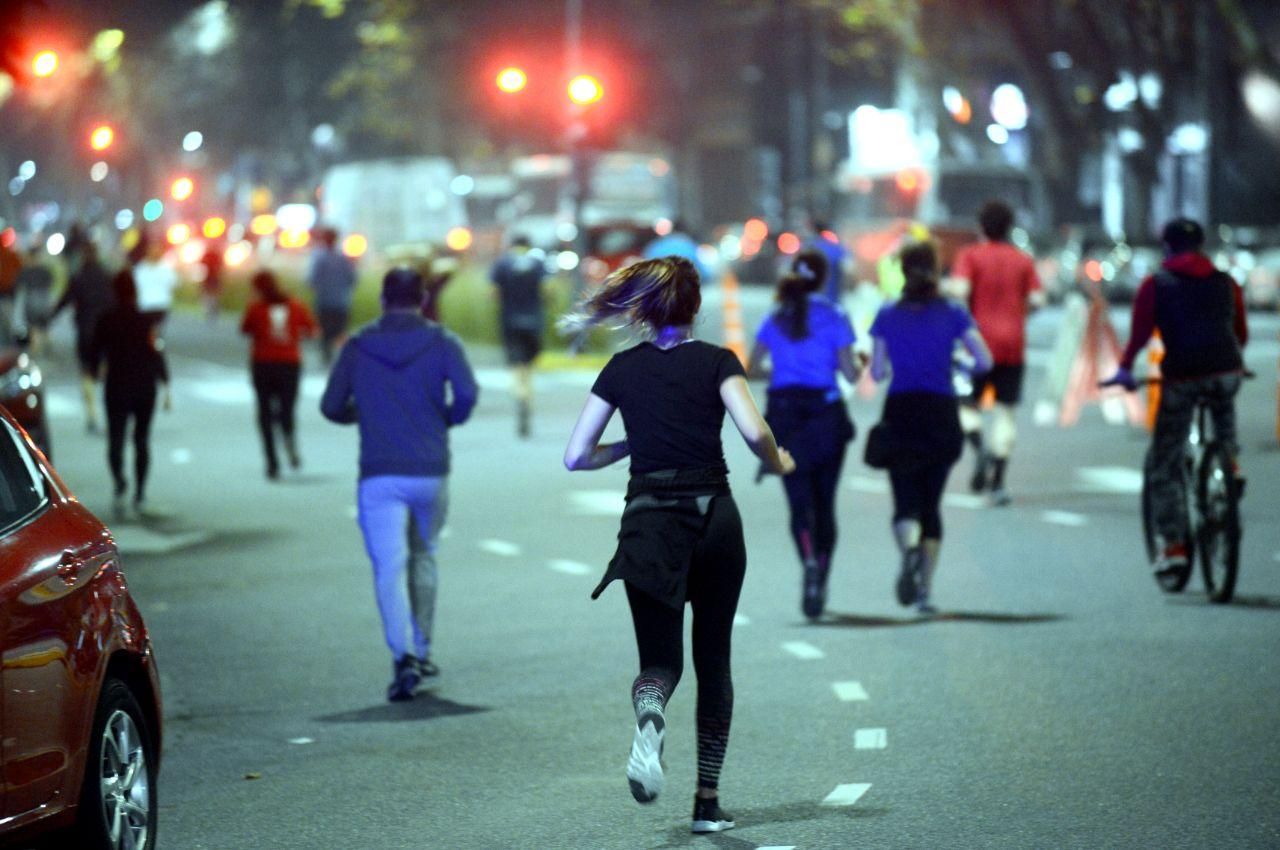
[[565, 0, 590, 297]]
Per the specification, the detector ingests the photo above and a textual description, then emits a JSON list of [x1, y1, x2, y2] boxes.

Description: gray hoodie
[[320, 312, 478, 478]]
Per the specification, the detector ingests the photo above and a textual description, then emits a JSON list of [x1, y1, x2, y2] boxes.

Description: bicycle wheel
[[1142, 448, 1194, 592], [1196, 442, 1241, 603]]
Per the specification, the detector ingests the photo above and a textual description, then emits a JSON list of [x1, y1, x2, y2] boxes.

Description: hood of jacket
[[1162, 251, 1217, 279], [350, 312, 441, 369]]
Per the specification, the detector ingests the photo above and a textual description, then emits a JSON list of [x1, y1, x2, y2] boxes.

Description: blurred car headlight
[[0, 353, 42, 398]]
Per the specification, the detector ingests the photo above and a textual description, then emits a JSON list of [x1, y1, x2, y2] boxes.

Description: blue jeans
[[357, 475, 448, 661]]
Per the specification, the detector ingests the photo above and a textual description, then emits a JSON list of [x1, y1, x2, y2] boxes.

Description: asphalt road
[[30, 293, 1280, 849]]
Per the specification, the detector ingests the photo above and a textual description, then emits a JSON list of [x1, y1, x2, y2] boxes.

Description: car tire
[[75, 678, 158, 850]]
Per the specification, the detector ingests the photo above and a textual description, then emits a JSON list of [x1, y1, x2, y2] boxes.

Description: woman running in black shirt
[[89, 269, 170, 515], [564, 256, 794, 835]]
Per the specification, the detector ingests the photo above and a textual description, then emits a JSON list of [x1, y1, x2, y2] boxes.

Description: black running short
[[502, 327, 542, 366], [966, 363, 1025, 406]]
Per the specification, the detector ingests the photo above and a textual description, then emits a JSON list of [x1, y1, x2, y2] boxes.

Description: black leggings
[[625, 495, 746, 791], [106, 385, 157, 500], [251, 361, 301, 471], [888, 460, 952, 540], [782, 443, 846, 565]]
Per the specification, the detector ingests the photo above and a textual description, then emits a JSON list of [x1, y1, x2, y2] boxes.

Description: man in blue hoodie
[[321, 268, 479, 701]]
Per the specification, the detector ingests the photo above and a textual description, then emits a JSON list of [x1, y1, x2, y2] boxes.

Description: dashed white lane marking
[[1075, 466, 1143, 494], [567, 490, 627, 516], [733, 613, 751, 626], [847, 475, 889, 495], [1041, 509, 1088, 527], [854, 728, 888, 749], [547, 558, 591, 575], [170, 448, 193, 464], [942, 492, 986, 510], [288, 737, 315, 745], [822, 783, 872, 806], [478, 539, 522, 557], [782, 641, 825, 660], [832, 681, 869, 702], [757, 846, 797, 850]]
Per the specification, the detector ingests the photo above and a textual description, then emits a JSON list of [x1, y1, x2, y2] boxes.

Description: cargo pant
[[1149, 373, 1241, 546]]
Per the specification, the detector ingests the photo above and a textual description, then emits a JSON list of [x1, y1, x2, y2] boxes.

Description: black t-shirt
[[591, 340, 746, 474], [489, 252, 546, 330]]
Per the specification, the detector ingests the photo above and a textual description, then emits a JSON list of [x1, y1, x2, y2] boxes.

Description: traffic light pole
[[565, 0, 589, 299]]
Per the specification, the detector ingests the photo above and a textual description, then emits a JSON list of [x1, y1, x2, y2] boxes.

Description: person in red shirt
[[241, 270, 319, 479], [1104, 218, 1247, 588], [951, 200, 1044, 505]]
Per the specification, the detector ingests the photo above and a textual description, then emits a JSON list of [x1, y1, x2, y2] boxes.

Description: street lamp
[[170, 176, 195, 201]]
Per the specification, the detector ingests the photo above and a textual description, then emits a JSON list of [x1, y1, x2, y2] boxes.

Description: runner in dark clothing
[[88, 270, 170, 516], [748, 267, 861, 619], [868, 242, 991, 614], [564, 256, 794, 835], [490, 235, 547, 437], [53, 242, 115, 433]]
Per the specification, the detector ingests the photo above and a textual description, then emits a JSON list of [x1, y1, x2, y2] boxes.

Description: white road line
[[547, 558, 591, 575], [822, 783, 872, 806], [854, 728, 887, 749], [846, 475, 890, 494], [733, 613, 751, 626], [566, 490, 627, 516], [757, 846, 797, 850], [288, 737, 315, 745], [1041, 509, 1088, 527], [1075, 466, 1143, 494], [478, 539, 522, 557], [170, 448, 193, 465], [942, 492, 986, 510], [832, 681, 869, 701], [782, 641, 825, 660]]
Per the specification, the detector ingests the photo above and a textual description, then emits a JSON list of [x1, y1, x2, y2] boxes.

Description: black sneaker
[[626, 712, 665, 803], [414, 656, 440, 678], [896, 547, 923, 607], [802, 561, 825, 619], [386, 656, 421, 702], [691, 797, 735, 833], [969, 452, 990, 493]]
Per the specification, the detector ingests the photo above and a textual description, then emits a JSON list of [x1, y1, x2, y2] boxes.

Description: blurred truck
[[320, 157, 468, 253]]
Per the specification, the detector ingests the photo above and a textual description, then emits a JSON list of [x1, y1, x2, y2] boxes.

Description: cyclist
[[1103, 218, 1248, 588]]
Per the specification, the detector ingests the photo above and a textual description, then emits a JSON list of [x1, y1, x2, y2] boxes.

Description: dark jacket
[[88, 305, 169, 394], [320, 311, 478, 478]]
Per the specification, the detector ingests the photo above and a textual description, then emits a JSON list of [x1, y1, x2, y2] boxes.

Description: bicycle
[[1103, 373, 1248, 603]]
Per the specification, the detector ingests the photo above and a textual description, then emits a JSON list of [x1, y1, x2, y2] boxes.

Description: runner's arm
[[564, 393, 629, 470], [962, 328, 993, 375], [721, 375, 794, 475], [745, 339, 770, 381]]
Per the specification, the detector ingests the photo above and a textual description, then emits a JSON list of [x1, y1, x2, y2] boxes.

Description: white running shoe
[[691, 796, 735, 833], [626, 714, 665, 803]]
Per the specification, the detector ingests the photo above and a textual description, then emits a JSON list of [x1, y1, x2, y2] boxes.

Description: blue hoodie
[[321, 312, 478, 478]]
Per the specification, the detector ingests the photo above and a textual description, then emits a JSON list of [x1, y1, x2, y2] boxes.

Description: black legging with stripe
[[625, 494, 746, 791]]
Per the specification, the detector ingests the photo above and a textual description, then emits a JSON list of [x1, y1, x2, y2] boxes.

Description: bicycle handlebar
[[1097, 369, 1256, 391]]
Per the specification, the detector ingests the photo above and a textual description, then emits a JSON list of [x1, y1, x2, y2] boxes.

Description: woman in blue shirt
[[748, 263, 860, 619], [869, 242, 991, 613]]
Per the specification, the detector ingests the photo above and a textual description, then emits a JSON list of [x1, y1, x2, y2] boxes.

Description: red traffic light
[[567, 74, 603, 106], [89, 125, 115, 151], [496, 66, 528, 94], [32, 50, 59, 78]]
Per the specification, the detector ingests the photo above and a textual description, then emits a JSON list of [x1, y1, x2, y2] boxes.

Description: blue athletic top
[[870, 298, 974, 396], [756, 295, 856, 401]]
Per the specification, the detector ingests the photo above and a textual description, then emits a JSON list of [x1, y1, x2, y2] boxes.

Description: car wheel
[[76, 678, 157, 850]]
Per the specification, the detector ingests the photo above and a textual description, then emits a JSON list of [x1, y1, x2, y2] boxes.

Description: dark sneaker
[[1153, 543, 1190, 592], [517, 401, 531, 439], [969, 452, 990, 493], [916, 598, 938, 616], [386, 656, 421, 702], [285, 436, 301, 469], [414, 656, 440, 678], [896, 547, 923, 606], [989, 487, 1011, 507], [802, 561, 825, 619], [626, 712, 665, 803], [691, 797, 735, 833]]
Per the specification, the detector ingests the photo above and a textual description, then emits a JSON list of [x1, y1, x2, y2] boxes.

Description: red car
[[0, 405, 161, 849]]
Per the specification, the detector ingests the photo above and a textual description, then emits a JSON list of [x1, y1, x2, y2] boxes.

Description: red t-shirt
[[953, 240, 1041, 365], [240, 299, 318, 364]]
